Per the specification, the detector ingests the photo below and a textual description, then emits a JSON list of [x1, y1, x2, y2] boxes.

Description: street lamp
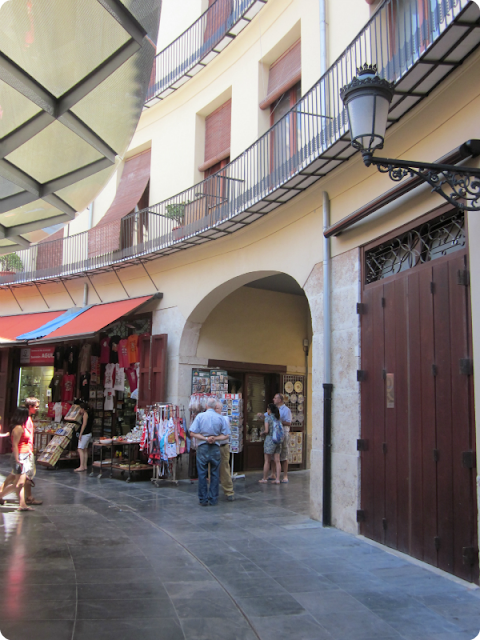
[[340, 63, 480, 211]]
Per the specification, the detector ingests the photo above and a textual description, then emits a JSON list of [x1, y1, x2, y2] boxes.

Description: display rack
[[90, 440, 152, 482]]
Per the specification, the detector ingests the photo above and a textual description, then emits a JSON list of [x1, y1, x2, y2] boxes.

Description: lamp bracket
[[363, 154, 480, 211]]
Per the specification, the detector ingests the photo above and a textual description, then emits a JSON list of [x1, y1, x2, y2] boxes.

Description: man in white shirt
[[274, 393, 292, 483], [190, 397, 230, 506]]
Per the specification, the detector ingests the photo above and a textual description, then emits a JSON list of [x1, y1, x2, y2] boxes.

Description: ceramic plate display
[[297, 404, 304, 412], [290, 412, 297, 422], [297, 413, 304, 423], [284, 381, 294, 393], [297, 394, 304, 404], [294, 381, 303, 393], [283, 393, 290, 403], [290, 393, 297, 404]]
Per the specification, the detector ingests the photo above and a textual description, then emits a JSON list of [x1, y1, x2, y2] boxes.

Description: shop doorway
[[359, 207, 478, 583]]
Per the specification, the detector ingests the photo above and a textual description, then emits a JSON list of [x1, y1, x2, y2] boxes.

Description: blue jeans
[[196, 444, 221, 505]]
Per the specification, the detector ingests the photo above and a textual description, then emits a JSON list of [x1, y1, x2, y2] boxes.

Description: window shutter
[[138, 335, 152, 408], [151, 334, 168, 403], [260, 40, 301, 110], [199, 99, 231, 172], [204, 0, 233, 45]]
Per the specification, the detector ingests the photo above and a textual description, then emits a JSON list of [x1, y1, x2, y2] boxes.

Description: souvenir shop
[[0, 296, 169, 480], [190, 362, 307, 472]]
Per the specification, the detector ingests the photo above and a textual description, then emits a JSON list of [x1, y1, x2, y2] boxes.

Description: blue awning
[[16, 306, 93, 341]]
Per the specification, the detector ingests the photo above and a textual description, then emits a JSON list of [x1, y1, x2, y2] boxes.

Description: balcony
[[2, 0, 479, 286], [145, 0, 268, 107]]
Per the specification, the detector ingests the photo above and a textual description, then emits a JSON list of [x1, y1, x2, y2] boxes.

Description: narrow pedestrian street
[[0, 460, 479, 640]]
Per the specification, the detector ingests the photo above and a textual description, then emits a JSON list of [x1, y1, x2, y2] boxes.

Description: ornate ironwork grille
[[365, 209, 466, 284]]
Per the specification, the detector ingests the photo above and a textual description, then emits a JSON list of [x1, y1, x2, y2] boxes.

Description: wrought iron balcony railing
[[145, 0, 267, 106], [1, 0, 478, 286]]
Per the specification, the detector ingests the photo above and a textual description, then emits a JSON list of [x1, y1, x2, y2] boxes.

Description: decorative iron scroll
[[365, 210, 465, 284]]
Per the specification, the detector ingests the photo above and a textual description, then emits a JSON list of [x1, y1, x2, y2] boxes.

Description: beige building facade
[[1, 0, 480, 582]]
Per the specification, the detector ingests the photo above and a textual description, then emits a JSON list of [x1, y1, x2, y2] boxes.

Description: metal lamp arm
[[362, 154, 480, 211]]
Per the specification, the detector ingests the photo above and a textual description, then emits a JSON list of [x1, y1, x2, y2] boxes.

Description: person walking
[[215, 401, 235, 502], [74, 402, 93, 472], [274, 393, 292, 483], [0, 407, 36, 511], [258, 403, 282, 484], [1, 397, 42, 506], [189, 397, 230, 506]]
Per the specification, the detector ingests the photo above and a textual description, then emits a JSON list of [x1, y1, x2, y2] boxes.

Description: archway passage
[[184, 273, 313, 472]]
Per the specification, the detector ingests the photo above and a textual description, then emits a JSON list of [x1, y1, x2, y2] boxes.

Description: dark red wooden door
[[360, 248, 478, 583]]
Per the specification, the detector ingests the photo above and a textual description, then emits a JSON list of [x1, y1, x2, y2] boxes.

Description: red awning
[[0, 311, 65, 344], [39, 296, 154, 341]]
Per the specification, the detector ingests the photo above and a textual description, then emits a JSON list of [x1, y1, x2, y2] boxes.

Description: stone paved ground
[[0, 457, 479, 640]]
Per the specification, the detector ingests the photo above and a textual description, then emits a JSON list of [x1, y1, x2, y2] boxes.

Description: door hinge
[[382, 442, 388, 454], [433, 449, 440, 463], [356, 510, 366, 522], [381, 297, 386, 308], [457, 269, 470, 286], [434, 536, 441, 550], [357, 439, 369, 452], [430, 281, 435, 294], [460, 358, 473, 376], [357, 370, 366, 382], [357, 302, 366, 314], [382, 518, 387, 530], [431, 364, 438, 377], [462, 451, 476, 469], [463, 546, 477, 566]]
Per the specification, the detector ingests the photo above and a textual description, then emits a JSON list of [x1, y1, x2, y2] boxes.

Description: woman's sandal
[[258, 479, 268, 484], [26, 498, 43, 505], [19, 506, 34, 511]]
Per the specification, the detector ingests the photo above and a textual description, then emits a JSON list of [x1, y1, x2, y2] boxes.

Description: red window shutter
[[204, 0, 233, 45], [260, 40, 301, 110], [150, 334, 168, 403], [199, 99, 231, 172], [138, 335, 152, 408]]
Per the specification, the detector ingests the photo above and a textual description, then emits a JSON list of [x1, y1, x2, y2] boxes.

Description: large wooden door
[[359, 215, 477, 582]]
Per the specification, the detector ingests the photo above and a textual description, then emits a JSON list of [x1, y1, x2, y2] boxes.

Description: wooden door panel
[[432, 260, 455, 575], [372, 285, 386, 544], [418, 267, 438, 567], [360, 287, 375, 539], [393, 277, 409, 554], [447, 255, 476, 582], [383, 280, 398, 550]]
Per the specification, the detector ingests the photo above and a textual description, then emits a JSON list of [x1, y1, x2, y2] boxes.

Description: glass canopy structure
[[0, 0, 162, 255]]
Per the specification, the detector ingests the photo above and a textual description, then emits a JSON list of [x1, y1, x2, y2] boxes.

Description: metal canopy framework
[[0, 0, 161, 252], [1, 0, 480, 287]]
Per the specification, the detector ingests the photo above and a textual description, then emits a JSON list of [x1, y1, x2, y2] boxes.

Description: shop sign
[[20, 346, 55, 366]]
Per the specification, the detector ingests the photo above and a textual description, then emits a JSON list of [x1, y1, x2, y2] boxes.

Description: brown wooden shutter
[[260, 40, 301, 110], [150, 334, 168, 403], [138, 335, 152, 408], [138, 334, 168, 407], [199, 99, 231, 172]]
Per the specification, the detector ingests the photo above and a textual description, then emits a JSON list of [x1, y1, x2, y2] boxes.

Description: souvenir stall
[[137, 403, 187, 485], [37, 403, 83, 468], [190, 367, 306, 471]]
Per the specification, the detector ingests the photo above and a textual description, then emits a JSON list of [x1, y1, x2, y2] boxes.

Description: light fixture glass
[[340, 64, 394, 160]]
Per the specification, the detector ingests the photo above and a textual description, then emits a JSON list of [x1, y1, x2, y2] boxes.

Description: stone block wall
[[307, 247, 361, 534]]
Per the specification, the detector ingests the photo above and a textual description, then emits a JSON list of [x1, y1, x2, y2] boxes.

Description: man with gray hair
[[190, 397, 230, 506]]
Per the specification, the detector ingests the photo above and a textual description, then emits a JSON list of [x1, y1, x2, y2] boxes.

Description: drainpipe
[[83, 283, 89, 307], [88, 202, 94, 230], [322, 191, 333, 527], [319, 0, 327, 75]]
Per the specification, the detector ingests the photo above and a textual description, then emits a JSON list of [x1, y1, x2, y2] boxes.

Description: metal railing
[[145, 0, 265, 104], [0, 0, 470, 285]]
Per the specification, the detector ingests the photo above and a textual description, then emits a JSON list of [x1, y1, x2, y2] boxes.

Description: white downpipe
[[319, 0, 327, 75], [88, 202, 94, 230], [83, 283, 89, 307]]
